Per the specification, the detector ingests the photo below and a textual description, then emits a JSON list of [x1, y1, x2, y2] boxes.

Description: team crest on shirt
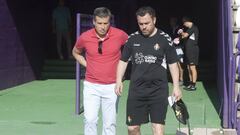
[[154, 43, 160, 50]]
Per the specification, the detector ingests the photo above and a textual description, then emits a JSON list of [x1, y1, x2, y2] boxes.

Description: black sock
[[189, 81, 193, 86], [192, 82, 196, 87]]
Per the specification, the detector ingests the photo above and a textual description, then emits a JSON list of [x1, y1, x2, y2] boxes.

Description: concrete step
[[176, 128, 236, 135], [41, 59, 216, 80]]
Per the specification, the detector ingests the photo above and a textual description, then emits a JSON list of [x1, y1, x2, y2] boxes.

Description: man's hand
[[177, 29, 183, 34], [173, 37, 180, 45], [115, 82, 123, 96], [172, 86, 182, 101], [115, 60, 128, 96]]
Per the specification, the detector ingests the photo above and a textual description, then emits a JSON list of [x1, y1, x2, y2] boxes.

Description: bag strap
[[178, 119, 191, 135]]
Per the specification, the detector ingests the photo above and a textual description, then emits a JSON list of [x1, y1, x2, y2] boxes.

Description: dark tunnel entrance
[[5, 0, 219, 107]]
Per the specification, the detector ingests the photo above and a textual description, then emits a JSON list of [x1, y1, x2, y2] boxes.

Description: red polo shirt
[[75, 27, 128, 84]]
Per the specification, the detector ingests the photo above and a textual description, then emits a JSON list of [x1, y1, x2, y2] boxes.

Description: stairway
[[40, 59, 85, 79], [41, 59, 216, 81], [177, 128, 236, 135]]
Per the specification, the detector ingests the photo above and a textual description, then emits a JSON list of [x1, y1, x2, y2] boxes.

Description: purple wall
[[0, 0, 35, 90], [218, 0, 234, 128]]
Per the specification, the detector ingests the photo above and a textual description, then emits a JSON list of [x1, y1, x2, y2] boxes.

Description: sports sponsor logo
[[134, 53, 157, 64]]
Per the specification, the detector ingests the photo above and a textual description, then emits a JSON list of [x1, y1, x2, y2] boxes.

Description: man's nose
[[100, 24, 106, 29], [142, 25, 147, 30]]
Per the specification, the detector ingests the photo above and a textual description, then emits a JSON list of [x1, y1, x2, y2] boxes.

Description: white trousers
[[83, 81, 118, 135]]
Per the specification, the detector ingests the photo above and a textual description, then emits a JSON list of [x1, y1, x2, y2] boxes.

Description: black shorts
[[185, 45, 199, 65], [126, 92, 168, 126]]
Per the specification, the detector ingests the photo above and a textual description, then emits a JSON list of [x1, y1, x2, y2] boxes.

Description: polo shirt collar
[[91, 26, 112, 41]]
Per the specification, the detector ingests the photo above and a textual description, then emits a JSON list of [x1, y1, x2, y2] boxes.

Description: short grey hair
[[93, 7, 111, 20]]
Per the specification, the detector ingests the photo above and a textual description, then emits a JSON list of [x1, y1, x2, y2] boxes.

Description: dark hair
[[136, 6, 156, 18], [182, 16, 192, 23], [93, 7, 111, 20]]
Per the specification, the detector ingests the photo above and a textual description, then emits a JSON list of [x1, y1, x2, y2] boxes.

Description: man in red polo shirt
[[72, 7, 128, 135]]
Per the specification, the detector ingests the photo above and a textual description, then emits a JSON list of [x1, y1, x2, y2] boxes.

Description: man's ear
[[92, 19, 96, 26], [153, 17, 156, 25]]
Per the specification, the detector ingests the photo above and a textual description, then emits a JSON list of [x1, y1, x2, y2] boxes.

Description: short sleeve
[[121, 38, 132, 62], [121, 31, 128, 46], [186, 26, 199, 44], [164, 37, 178, 64], [75, 36, 85, 50]]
